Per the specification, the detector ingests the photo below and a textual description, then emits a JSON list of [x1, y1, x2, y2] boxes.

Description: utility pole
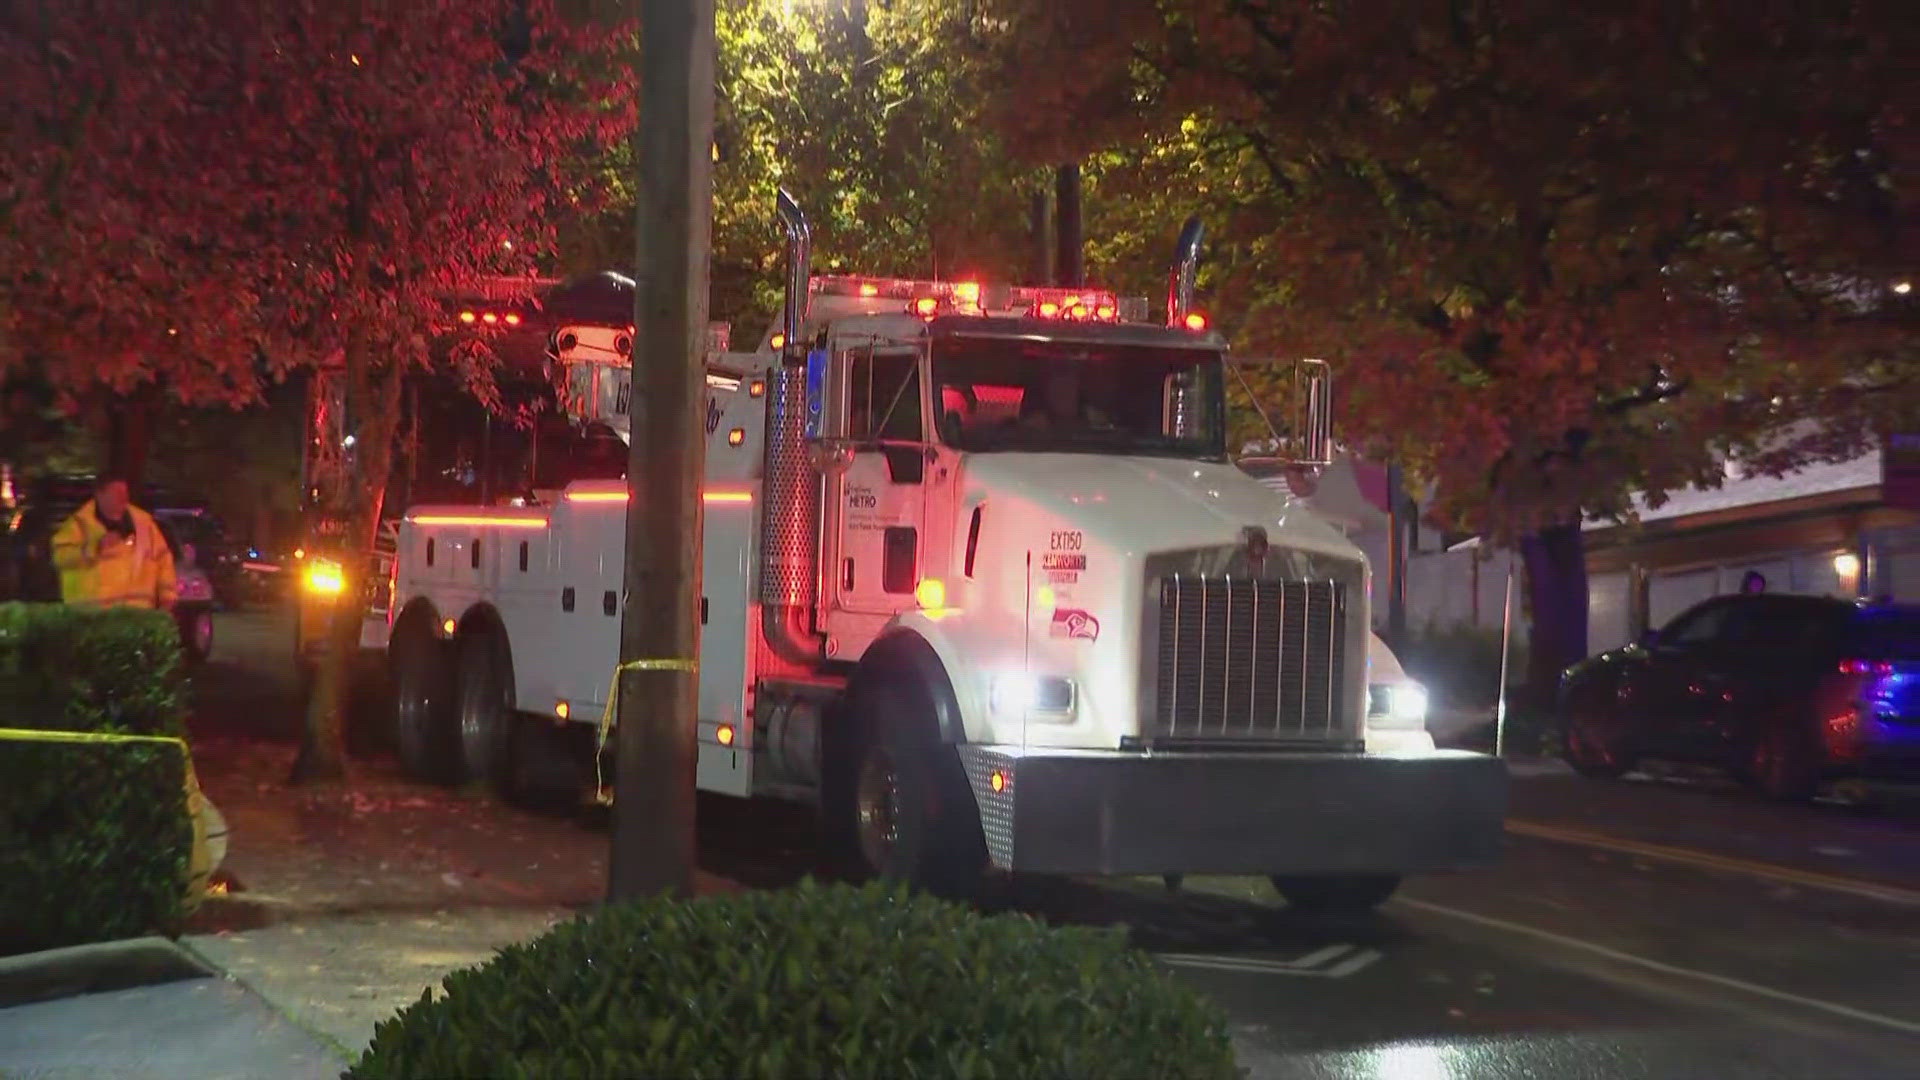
[[609, 0, 715, 902], [1053, 164, 1083, 287], [1385, 462, 1409, 649]]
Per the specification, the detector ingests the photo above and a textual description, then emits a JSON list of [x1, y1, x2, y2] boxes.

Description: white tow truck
[[378, 193, 1505, 907]]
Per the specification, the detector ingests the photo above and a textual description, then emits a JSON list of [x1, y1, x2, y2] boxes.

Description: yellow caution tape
[[592, 657, 699, 805], [0, 726, 185, 747]]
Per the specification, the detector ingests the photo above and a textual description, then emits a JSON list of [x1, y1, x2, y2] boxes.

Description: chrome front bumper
[[956, 745, 1507, 877]]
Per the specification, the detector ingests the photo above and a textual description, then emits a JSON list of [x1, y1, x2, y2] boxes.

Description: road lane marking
[[1505, 818, 1920, 907], [1159, 943, 1382, 979], [1395, 896, 1920, 1038]]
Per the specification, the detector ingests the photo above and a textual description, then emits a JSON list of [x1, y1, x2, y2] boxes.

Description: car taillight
[[1839, 659, 1894, 676]]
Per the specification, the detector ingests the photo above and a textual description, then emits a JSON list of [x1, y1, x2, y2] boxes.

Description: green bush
[[350, 880, 1238, 1080], [0, 738, 192, 954], [0, 603, 193, 955]]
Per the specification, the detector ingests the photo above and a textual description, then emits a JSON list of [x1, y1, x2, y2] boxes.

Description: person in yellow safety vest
[[50, 475, 178, 610]]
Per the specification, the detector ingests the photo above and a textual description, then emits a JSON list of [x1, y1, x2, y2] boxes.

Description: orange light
[[1096, 304, 1115, 320], [408, 513, 548, 528], [293, 547, 306, 560], [913, 296, 939, 317], [770, 332, 786, 350], [954, 281, 981, 303], [503, 312, 522, 326], [748, 379, 765, 398], [481, 312, 499, 325], [458, 311, 477, 324], [565, 490, 630, 504], [704, 490, 753, 504], [1037, 301, 1059, 317], [555, 701, 571, 720], [1070, 304, 1089, 319], [302, 562, 345, 596], [990, 770, 1007, 793], [858, 282, 879, 297], [915, 578, 947, 609], [442, 618, 457, 635], [716, 724, 736, 747], [1183, 311, 1208, 331], [727, 427, 745, 447]]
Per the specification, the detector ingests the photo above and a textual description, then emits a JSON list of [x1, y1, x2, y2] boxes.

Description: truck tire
[[454, 628, 516, 795], [830, 678, 985, 898], [1270, 875, 1401, 914], [392, 623, 458, 784]]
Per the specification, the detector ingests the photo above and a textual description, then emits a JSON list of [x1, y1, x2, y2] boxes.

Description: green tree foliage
[[566, 1, 1052, 335]]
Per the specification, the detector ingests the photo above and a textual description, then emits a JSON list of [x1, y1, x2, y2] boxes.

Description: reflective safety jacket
[[50, 500, 178, 609]]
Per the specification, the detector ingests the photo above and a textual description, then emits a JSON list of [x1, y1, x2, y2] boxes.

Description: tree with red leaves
[[3, 0, 633, 779], [975, 0, 1918, 695]]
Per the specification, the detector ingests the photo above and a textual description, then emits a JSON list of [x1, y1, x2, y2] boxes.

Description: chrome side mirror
[[1287, 358, 1332, 470], [808, 437, 857, 475]]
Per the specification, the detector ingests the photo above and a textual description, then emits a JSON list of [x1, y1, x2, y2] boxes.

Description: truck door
[[829, 340, 929, 618]]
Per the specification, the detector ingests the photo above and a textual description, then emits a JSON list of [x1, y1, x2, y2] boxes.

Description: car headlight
[[1368, 681, 1429, 728]]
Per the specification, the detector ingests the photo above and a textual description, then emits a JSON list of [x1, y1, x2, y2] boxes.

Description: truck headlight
[[989, 672, 1075, 718], [1368, 681, 1429, 728]]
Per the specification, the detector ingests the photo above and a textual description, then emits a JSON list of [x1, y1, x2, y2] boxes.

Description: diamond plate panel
[[957, 746, 1015, 870]]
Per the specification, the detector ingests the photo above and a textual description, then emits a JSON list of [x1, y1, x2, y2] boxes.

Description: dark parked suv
[[1559, 594, 1920, 800]]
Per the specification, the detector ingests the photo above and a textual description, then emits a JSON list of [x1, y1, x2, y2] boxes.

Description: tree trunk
[[1519, 521, 1589, 710], [291, 357, 403, 784]]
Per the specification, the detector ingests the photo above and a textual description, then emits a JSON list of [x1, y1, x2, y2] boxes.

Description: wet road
[[206, 610, 1920, 1078], [1089, 767, 1920, 1079]]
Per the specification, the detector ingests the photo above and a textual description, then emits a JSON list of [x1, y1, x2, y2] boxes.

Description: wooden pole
[[1496, 562, 1514, 759], [608, 0, 715, 901]]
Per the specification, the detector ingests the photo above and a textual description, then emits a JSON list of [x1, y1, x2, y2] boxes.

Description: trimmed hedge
[[0, 603, 194, 955], [350, 880, 1238, 1080], [0, 602, 187, 737], [0, 738, 192, 954]]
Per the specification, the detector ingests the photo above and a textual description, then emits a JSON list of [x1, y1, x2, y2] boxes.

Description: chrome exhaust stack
[[777, 188, 812, 357], [1166, 216, 1205, 327], [761, 189, 823, 664]]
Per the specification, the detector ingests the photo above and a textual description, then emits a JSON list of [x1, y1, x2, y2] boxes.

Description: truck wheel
[[454, 629, 515, 795], [1270, 875, 1401, 914], [392, 624, 458, 784], [833, 679, 985, 898]]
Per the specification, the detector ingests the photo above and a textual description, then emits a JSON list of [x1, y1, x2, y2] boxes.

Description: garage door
[[1650, 568, 1718, 630], [1588, 571, 1632, 653], [1873, 527, 1920, 602]]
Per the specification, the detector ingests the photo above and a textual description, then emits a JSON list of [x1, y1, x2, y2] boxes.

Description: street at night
[[4, 3, 1915, 1075], [142, 611, 1920, 1068]]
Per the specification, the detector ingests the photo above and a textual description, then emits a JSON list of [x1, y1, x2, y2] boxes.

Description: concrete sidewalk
[[184, 906, 570, 1056], [0, 951, 346, 1080]]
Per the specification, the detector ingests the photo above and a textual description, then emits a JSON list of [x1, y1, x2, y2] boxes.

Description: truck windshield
[[930, 336, 1226, 459]]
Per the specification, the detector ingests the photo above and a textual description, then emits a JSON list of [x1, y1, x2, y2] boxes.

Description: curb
[[0, 936, 216, 1010]]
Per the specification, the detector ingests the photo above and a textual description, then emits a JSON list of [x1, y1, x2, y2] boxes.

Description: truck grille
[[1153, 576, 1347, 742]]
